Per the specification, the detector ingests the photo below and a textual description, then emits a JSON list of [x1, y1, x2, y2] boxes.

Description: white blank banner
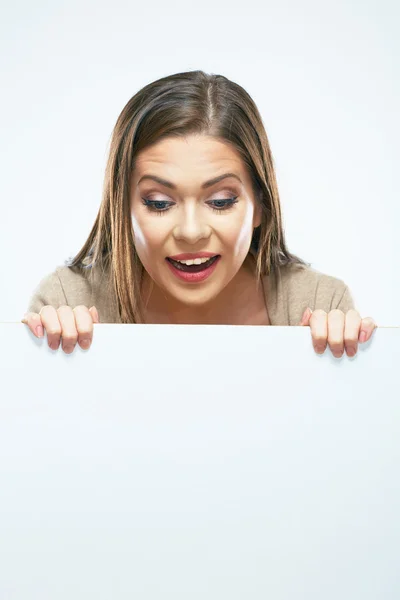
[[0, 324, 399, 599]]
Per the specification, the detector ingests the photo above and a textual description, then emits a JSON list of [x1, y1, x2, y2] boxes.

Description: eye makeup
[[141, 196, 239, 215]]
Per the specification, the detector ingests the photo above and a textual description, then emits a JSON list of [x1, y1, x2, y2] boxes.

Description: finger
[[327, 309, 345, 358], [299, 307, 312, 326], [74, 306, 95, 350], [89, 306, 100, 324], [39, 306, 62, 350], [344, 309, 361, 357], [56, 305, 78, 354], [359, 317, 377, 343], [22, 311, 45, 338], [309, 309, 328, 354]]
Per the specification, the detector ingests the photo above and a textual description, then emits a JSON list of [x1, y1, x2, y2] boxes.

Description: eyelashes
[[141, 197, 239, 215]]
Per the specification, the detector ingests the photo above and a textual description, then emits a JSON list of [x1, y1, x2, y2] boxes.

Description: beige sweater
[[26, 261, 355, 326]]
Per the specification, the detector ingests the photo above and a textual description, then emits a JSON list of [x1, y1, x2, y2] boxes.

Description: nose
[[172, 204, 211, 245]]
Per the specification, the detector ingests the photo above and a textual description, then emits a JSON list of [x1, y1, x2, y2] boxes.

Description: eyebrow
[[137, 172, 243, 189]]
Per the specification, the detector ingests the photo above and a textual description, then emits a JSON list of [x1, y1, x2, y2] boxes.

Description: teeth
[[176, 257, 212, 265]]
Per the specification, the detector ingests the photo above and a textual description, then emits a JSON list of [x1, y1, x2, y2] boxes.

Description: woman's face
[[130, 134, 261, 307]]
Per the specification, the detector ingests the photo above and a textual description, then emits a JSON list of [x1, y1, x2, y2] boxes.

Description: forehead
[[133, 134, 246, 175]]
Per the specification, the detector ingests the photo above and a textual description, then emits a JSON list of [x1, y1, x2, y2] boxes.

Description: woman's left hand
[[299, 308, 377, 357]]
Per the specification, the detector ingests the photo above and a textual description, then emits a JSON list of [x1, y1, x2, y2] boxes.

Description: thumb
[[89, 306, 100, 324], [299, 307, 312, 326]]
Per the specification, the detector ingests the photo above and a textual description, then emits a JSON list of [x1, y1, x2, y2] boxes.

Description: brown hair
[[66, 70, 310, 323]]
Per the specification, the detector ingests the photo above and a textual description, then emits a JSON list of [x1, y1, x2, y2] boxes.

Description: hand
[[299, 308, 377, 357], [21, 305, 100, 354]]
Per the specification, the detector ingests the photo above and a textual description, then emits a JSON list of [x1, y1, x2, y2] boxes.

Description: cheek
[[131, 213, 164, 257], [227, 206, 255, 255]]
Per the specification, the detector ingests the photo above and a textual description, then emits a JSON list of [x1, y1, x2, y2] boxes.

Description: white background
[[0, 0, 398, 325]]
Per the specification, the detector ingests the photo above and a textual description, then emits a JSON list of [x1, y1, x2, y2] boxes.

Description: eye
[[141, 198, 174, 213], [207, 197, 238, 212]]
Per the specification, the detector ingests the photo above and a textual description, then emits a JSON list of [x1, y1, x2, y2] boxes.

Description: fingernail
[[35, 325, 44, 338], [359, 331, 367, 343], [80, 338, 91, 349]]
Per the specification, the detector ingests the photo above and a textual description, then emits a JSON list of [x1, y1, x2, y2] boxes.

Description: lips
[[167, 255, 219, 272], [166, 254, 221, 283]]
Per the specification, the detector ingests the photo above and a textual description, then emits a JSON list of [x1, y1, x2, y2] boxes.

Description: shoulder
[[26, 262, 120, 323], [267, 262, 356, 325], [26, 264, 92, 314], [281, 262, 350, 297]]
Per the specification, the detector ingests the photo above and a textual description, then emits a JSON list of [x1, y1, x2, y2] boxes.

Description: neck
[[141, 254, 265, 325]]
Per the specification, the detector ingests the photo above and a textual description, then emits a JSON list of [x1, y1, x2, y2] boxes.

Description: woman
[[22, 70, 376, 356]]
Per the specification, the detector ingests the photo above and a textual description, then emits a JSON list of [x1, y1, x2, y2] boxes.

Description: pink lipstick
[[166, 255, 221, 283]]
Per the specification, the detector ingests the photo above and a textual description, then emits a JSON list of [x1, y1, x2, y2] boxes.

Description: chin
[[164, 284, 222, 307]]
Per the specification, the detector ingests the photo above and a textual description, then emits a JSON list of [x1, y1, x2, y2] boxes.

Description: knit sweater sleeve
[[26, 268, 68, 315], [333, 284, 356, 313]]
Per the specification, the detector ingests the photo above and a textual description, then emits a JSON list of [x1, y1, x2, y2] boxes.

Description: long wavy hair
[[66, 70, 310, 323]]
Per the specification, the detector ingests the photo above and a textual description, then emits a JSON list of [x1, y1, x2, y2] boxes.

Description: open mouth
[[166, 255, 220, 273]]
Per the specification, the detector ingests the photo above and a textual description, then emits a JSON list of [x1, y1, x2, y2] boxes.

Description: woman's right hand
[[21, 305, 100, 353]]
